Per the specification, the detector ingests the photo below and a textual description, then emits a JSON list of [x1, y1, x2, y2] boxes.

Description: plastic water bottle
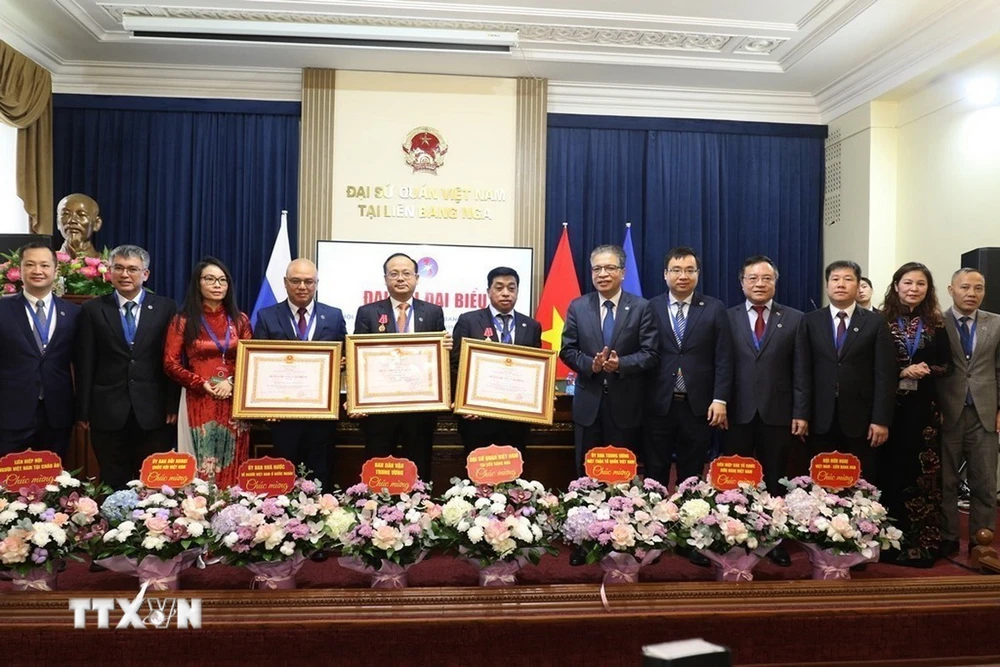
[[565, 371, 576, 396]]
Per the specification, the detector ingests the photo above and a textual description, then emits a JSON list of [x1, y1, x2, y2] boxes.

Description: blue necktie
[[500, 314, 512, 344], [124, 301, 137, 343], [673, 302, 687, 392], [835, 311, 847, 352], [959, 316, 974, 406], [602, 300, 614, 347]]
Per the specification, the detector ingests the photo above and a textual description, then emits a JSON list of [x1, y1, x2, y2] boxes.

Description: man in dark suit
[[645, 246, 733, 488], [0, 242, 80, 457], [797, 260, 897, 480], [75, 245, 179, 488], [560, 244, 659, 474], [451, 266, 543, 455], [352, 253, 452, 479], [724, 255, 808, 567], [255, 258, 347, 488]]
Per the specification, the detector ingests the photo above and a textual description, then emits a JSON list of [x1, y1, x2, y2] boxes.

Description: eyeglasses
[[743, 275, 775, 284], [286, 278, 316, 287], [590, 265, 623, 274], [112, 265, 144, 276], [386, 271, 415, 280], [667, 268, 700, 276], [201, 276, 229, 286]]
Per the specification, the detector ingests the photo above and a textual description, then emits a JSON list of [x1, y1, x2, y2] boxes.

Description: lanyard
[[289, 306, 318, 342], [25, 297, 55, 348], [494, 314, 513, 342], [395, 304, 413, 333], [896, 317, 924, 360], [201, 315, 233, 359], [119, 290, 146, 346]]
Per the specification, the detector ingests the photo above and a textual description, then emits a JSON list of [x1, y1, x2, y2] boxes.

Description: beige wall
[[331, 71, 517, 246]]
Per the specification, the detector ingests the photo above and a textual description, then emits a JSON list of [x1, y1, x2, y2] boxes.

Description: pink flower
[[3, 283, 15, 294], [52, 512, 70, 526], [6, 267, 20, 282], [144, 517, 170, 535], [79, 265, 99, 279], [483, 520, 511, 545], [0, 534, 29, 564], [317, 495, 339, 512], [56, 252, 71, 263], [181, 496, 207, 520], [74, 497, 99, 519], [83, 256, 103, 267], [371, 525, 401, 550]]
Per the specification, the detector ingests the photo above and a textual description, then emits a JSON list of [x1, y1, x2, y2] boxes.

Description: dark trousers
[[270, 419, 336, 490], [91, 410, 175, 489], [804, 403, 877, 482], [725, 414, 794, 494], [643, 395, 712, 487], [0, 399, 71, 459], [360, 413, 437, 480], [574, 392, 639, 476], [457, 418, 529, 456]]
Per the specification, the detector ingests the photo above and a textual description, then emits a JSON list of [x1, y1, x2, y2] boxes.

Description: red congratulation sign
[[0, 450, 62, 488], [238, 457, 296, 496], [140, 452, 196, 488], [466, 445, 523, 485], [709, 455, 764, 490], [583, 446, 638, 484], [810, 451, 862, 490], [361, 456, 419, 495]]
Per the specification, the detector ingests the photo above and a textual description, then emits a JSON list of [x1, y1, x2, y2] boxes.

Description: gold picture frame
[[345, 332, 451, 414], [232, 340, 342, 420], [454, 339, 557, 425]]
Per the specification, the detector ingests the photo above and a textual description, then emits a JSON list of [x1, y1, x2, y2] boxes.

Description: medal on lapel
[[378, 313, 388, 333], [483, 327, 494, 340]]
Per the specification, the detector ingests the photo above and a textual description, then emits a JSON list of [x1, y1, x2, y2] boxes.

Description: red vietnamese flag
[[535, 224, 582, 378]]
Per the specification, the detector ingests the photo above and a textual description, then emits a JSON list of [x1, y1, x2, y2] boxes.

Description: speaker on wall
[[960, 247, 1000, 314], [0, 233, 52, 257]]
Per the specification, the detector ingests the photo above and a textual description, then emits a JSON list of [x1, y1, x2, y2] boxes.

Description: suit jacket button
[[130, 359, 136, 364], [129, 379, 134, 384], [967, 373, 972, 378]]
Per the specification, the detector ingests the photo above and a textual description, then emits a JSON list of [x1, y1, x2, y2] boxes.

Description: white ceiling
[[2, 0, 1000, 123]]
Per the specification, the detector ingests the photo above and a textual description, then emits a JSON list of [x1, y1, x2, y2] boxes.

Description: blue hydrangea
[[101, 489, 139, 523]]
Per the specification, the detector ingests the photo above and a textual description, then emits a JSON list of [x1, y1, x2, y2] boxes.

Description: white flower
[[186, 521, 205, 538], [508, 516, 534, 543], [45, 484, 59, 493], [142, 535, 167, 550], [467, 525, 485, 544], [8, 502, 26, 512], [27, 502, 46, 516], [146, 493, 167, 505], [324, 509, 356, 539], [103, 529, 119, 543], [489, 503, 506, 516], [405, 508, 422, 524], [0, 510, 16, 525], [441, 498, 473, 526], [474, 497, 491, 509], [116, 521, 136, 541], [279, 542, 296, 556], [679, 499, 711, 527], [827, 514, 856, 542], [275, 495, 290, 508], [55, 472, 80, 488], [223, 532, 240, 548]]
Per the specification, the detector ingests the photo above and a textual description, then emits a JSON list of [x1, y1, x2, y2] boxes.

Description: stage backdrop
[[546, 115, 827, 312], [330, 71, 517, 247], [316, 240, 533, 333], [51, 95, 300, 312]]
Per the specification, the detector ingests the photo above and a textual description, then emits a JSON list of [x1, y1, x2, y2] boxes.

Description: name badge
[[898, 378, 918, 391]]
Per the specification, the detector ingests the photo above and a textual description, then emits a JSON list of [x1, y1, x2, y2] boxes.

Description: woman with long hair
[[163, 257, 252, 487], [877, 262, 952, 567]]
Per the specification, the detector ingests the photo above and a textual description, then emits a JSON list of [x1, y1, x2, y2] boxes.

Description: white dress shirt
[[389, 297, 415, 333], [116, 289, 145, 330], [23, 290, 57, 341], [489, 305, 516, 345], [828, 302, 857, 340], [287, 300, 317, 340], [745, 299, 773, 332]]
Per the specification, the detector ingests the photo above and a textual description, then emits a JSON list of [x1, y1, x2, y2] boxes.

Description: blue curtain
[[546, 114, 826, 311], [52, 95, 300, 313]]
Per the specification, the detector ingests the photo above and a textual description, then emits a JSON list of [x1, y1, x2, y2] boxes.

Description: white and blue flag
[[250, 210, 292, 327]]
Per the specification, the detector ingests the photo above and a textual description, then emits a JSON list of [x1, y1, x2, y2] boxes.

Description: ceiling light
[[965, 77, 998, 106], [120, 15, 518, 53]]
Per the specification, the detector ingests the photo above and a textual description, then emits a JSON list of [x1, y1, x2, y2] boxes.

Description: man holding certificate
[[352, 253, 452, 479], [451, 267, 543, 454], [253, 258, 347, 488]]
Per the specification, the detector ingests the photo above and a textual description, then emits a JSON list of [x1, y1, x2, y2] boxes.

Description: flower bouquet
[[557, 476, 671, 586], [439, 478, 560, 586], [667, 476, 787, 581], [209, 477, 338, 590], [90, 479, 215, 590], [781, 476, 902, 579], [336, 480, 443, 588], [0, 248, 113, 297], [0, 471, 106, 591]]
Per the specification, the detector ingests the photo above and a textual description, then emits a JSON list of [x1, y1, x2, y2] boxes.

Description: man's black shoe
[[310, 550, 330, 563], [569, 547, 588, 567], [687, 550, 711, 568], [766, 545, 792, 567]]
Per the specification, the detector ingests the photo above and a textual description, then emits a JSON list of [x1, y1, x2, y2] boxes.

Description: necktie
[[602, 300, 615, 347], [752, 305, 766, 344], [835, 311, 848, 352], [396, 303, 409, 333], [500, 314, 512, 344], [33, 298, 48, 352], [959, 316, 974, 406], [673, 302, 687, 392], [297, 307, 308, 339], [124, 301, 137, 342]]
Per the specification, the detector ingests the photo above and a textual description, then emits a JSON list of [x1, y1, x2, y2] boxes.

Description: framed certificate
[[232, 340, 342, 420], [454, 339, 557, 425], [345, 333, 451, 414]]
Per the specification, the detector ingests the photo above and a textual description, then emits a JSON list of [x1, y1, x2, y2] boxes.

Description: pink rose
[[84, 256, 103, 267], [144, 517, 170, 535], [79, 265, 99, 279], [0, 534, 29, 564], [317, 494, 339, 512], [0, 261, 8, 270], [52, 512, 70, 526], [74, 497, 99, 519], [56, 252, 71, 263], [3, 283, 15, 294], [6, 267, 20, 282], [181, 496, 207, 520]]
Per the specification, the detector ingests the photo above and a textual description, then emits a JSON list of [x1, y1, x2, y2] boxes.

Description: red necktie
[[297, 307, 308, 339], [752, 305, 766, 341]]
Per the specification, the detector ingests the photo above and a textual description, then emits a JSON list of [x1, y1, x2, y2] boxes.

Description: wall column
[[514, 77, 547, 308], [298, 68, 336, 261]]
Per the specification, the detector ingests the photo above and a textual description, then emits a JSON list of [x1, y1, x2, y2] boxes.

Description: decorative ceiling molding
[[779, 0, 878, 70], [0, 14, 64, 70], [94, 5, 788, 55]]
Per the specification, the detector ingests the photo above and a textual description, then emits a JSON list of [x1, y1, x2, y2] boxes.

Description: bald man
[[57, 193, 103, 259], [254, 259, 347, 489]]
